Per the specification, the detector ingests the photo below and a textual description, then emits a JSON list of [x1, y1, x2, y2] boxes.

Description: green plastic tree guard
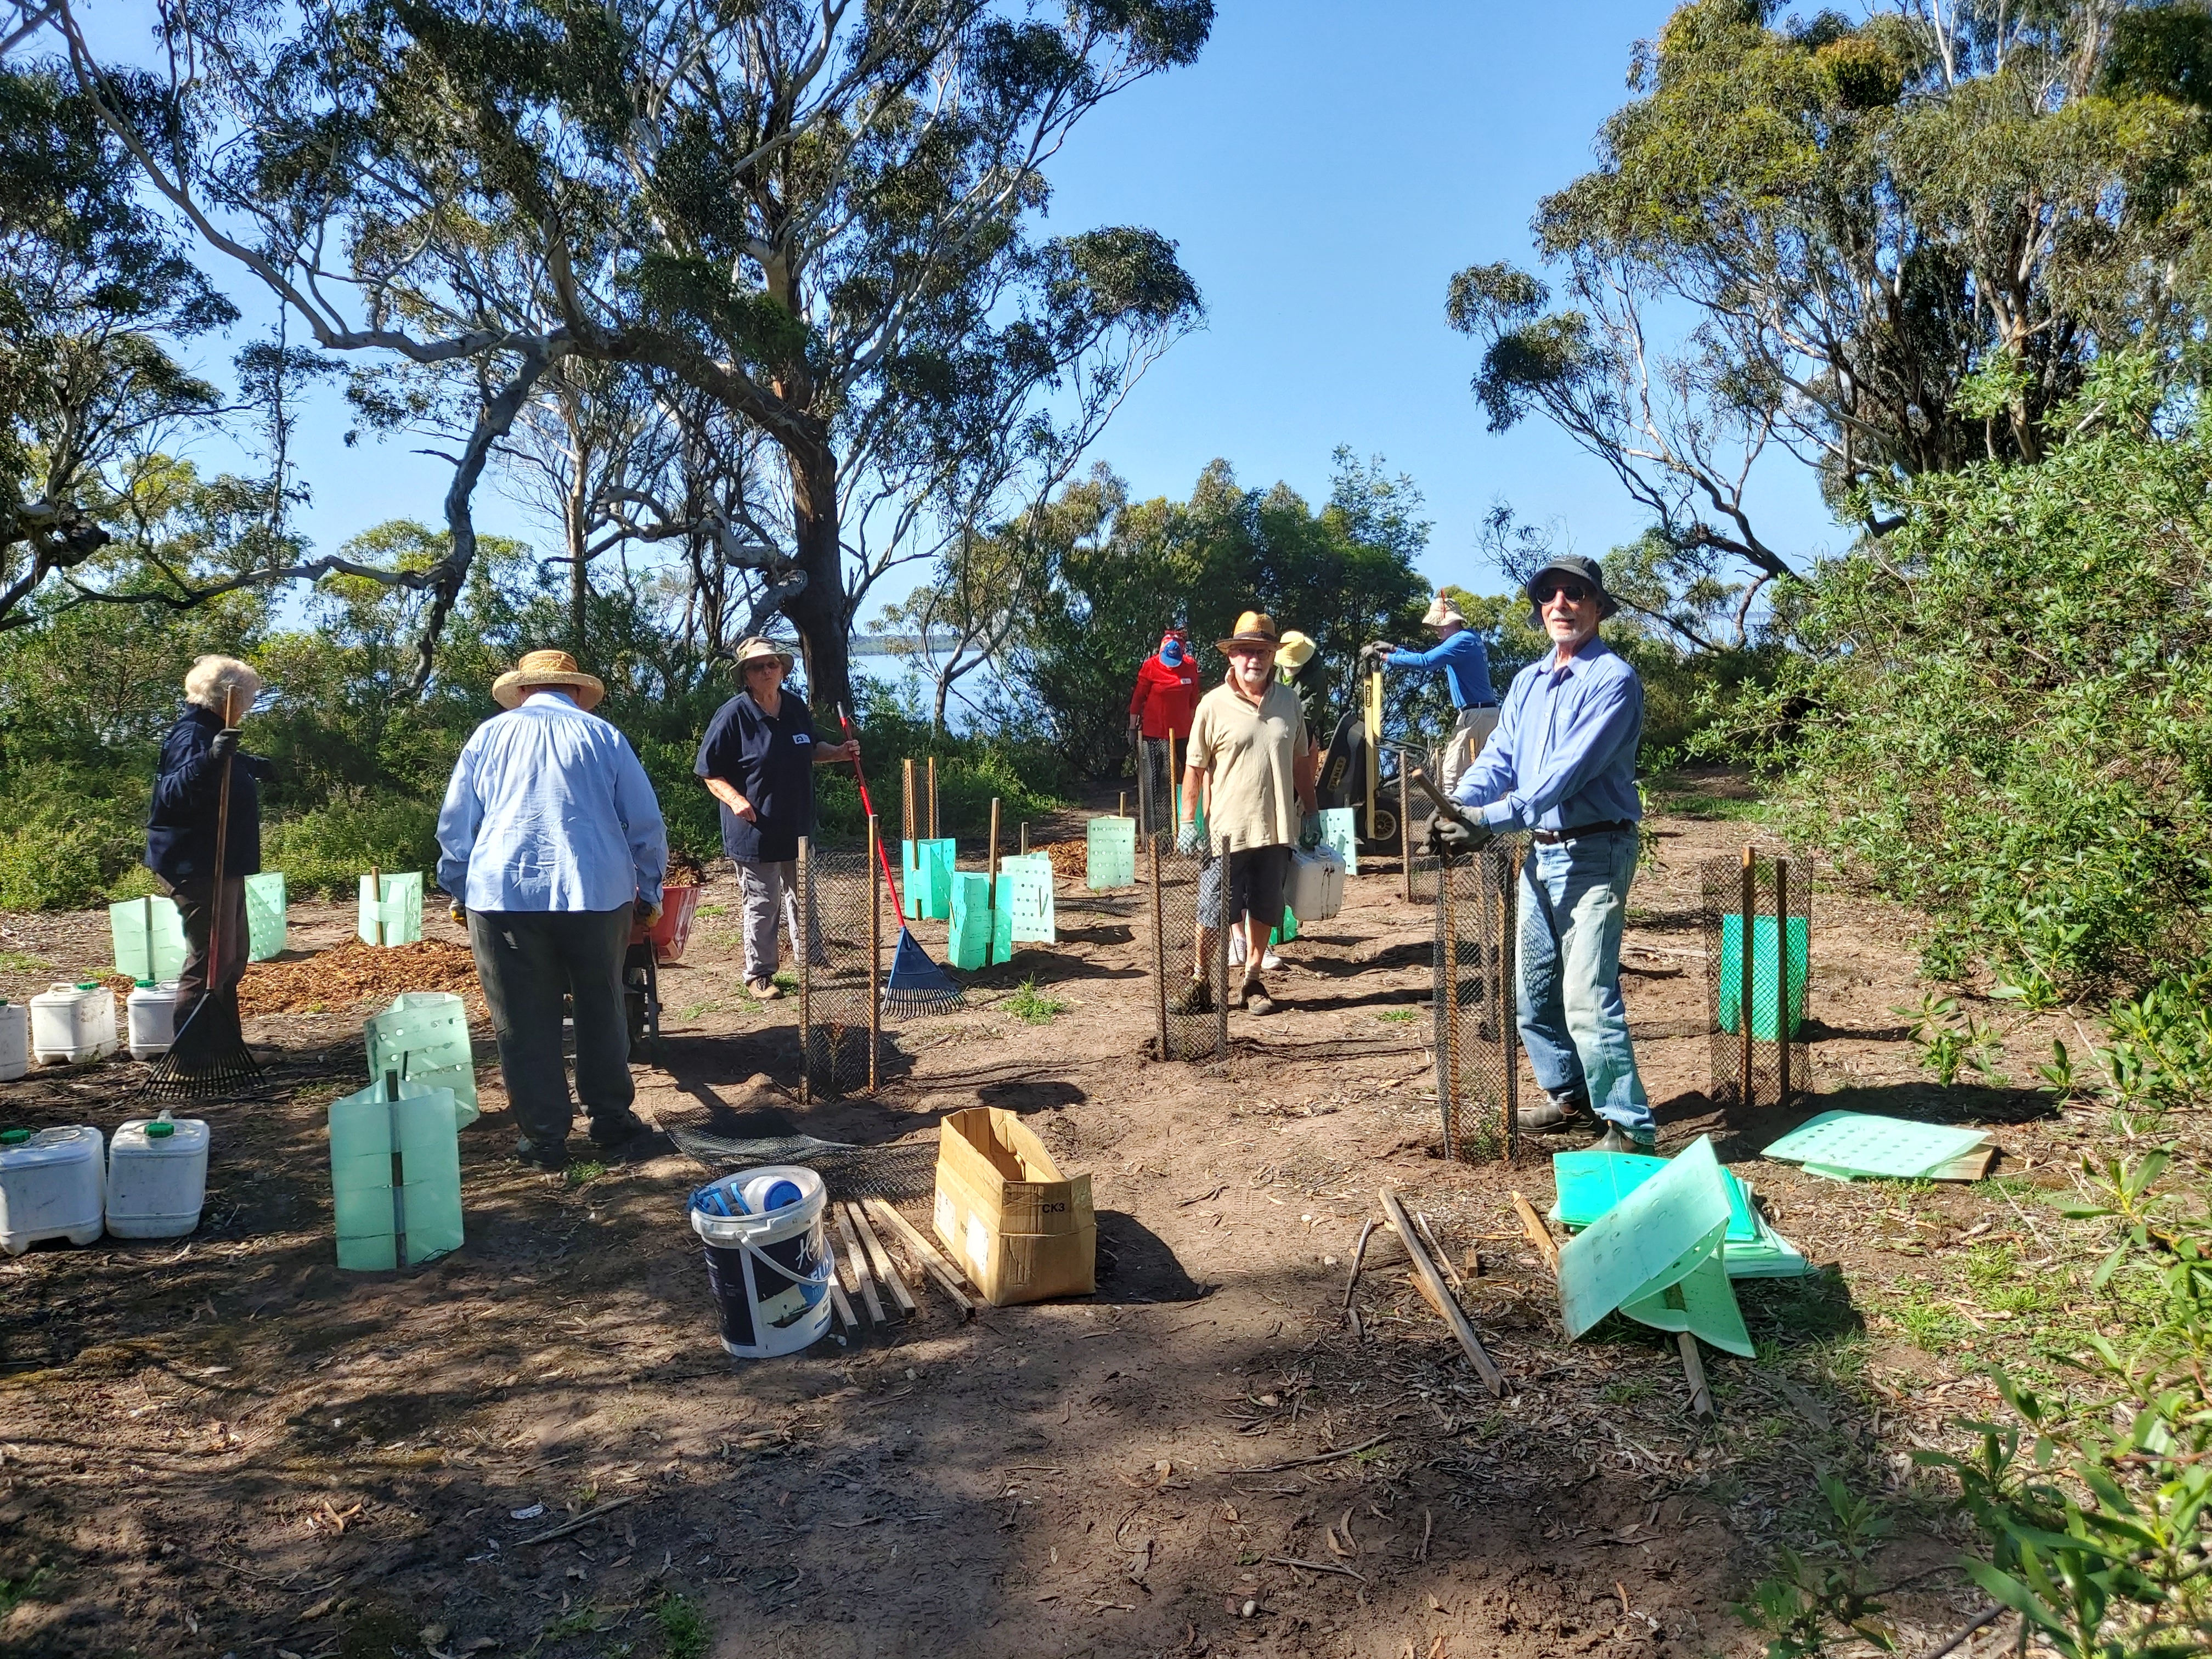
[[998, 854, 1056, 945], [245, 872, 287, 962], [110, 896, 188, 983], [1317, 807, 1358, 874], [946, 871, 994, 970], [901, 839, 957, 920], [1278, 902, 1299, 944], [1760, 1110, 1988, 1181], [1556, 1135, 1754, 1356], [1085, 816, 1137, 890], [364, 992, 479, 1125], [1716, 912, 1809, 1040], [329, 1077, 464, 1270], [358, 871, 424, 946]]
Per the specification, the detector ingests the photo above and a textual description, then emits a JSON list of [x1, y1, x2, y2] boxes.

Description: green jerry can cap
[[75, 980, 97, 990], [1, 1128, 29, 1144], [135, 978, 155, 989], [145, 1121, 176, 1138]]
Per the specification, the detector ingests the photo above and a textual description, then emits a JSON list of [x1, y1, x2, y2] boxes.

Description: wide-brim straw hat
[[1216, 610, 1281, 652], [1276, 629, 1316, 670], [492, 649, 606, 710], [732, 636, 796, 676], [1421, 592, 1466, 629]]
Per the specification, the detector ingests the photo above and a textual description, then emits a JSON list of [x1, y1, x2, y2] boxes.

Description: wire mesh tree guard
[[796, 831, 899, 1100], [1699, 844, 1812, 1109], [1144, 826, 1230, 1063], [1434, 837, 1523, 1162]]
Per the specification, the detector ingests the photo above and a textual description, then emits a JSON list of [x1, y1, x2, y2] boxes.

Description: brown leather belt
[[1531, 819, 1635, 845]]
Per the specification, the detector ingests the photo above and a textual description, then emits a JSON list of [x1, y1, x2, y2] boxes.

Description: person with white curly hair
[[145, 654, 273, 1010]]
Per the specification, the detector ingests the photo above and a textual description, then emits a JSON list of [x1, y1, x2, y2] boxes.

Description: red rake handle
[[837, 704, 905, 913]]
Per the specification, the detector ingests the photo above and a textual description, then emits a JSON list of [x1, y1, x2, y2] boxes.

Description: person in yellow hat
[[1172, 612, 1318, 1017], [438, 650, 669, 1171]]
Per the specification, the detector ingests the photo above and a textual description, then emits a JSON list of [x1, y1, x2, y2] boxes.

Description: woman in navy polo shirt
[[694, 637, 858, 999]]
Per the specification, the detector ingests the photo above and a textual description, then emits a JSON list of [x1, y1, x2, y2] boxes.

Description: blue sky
[[96, 1, 1841, 603]]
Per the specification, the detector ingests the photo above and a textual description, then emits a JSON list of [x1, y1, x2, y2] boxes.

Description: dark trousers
[[162, 875, 249, 1006], [466, 907, 634, 1146]]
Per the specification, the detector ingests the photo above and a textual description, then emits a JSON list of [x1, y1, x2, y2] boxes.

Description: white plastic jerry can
[[30, 981, 119, 1065], [106, 1113, 210, 1239], [0, 1001, 27, 1082], [127, 980, 188, 1060], [0, 1125, 105, 1254]]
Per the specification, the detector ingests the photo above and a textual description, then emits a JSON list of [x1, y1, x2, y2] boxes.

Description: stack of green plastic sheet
[[1550, 1149, 1809, 1278], [1556, 1136, 1756, 1356], [1761, 1110, 1991, 1182]]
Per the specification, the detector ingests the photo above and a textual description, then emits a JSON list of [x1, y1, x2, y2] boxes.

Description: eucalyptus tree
[[1449, 0, 2212, 633], [57, 0, 1209, 703]]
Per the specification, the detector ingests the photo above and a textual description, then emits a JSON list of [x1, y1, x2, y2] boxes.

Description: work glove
[[636, 897, 664, 929], [208, 729, 239, 762], [1297, 819, 1322, 851], [1176, 820, 1203, 858], [1429, 816, 1494, 859], [241, 752, 276, 782], [1361, 640, 1396, 663], [449, 901, 466, 926]]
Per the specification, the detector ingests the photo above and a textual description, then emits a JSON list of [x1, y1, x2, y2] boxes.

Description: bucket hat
[[1525, 554, 1620, 629], [1216, 610, 1280, 652], [1275, 629, 1316, 670], [1420, 594, 1466, 629], [492, 649, 606, 710], [732, 636, 797, 676]]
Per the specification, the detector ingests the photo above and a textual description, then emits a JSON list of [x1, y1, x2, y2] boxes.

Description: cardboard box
[[932, 1107, 1095, 1306]]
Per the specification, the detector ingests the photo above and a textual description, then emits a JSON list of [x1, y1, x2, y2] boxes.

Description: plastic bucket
[[688, 1164, 833, 1359]]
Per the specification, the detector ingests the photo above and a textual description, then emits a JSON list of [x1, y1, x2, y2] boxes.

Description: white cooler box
[[1287, 845, 1345, 923]]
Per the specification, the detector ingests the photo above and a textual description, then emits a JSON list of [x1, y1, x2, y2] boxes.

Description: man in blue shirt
[[1432, 555, 1654, 1153], [438, 651, 670, 1170], [1365, 592, 1498, 795]]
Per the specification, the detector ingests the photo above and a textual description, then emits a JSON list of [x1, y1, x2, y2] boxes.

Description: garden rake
[[837, 703, 963, 1015], [142, 685, 266, 1101]]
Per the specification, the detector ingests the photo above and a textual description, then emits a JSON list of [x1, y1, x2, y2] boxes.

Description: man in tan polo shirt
[[1171, 611, 1319, 1017]]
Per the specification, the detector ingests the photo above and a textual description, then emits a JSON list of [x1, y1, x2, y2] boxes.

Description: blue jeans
[[1517, 829, 1654, 1136]]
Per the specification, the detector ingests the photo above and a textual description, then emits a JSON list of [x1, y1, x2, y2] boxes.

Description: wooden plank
[[1415, 1211, 1464, 1293], [862, 1197, 976, 1318], [832, 1202, 884, 1324], [846, 1200, 917, 1317], [1379, 1187, 1504, 1397], [1509, 1190, 1561, 1277], [827, 1277, 858, 1330]]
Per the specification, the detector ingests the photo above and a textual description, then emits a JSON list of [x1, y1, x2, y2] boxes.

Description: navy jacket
[[144, 704, 267, 885]]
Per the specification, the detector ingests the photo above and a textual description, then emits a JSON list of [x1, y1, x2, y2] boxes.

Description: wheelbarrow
[[624, 884, 702, 1047]]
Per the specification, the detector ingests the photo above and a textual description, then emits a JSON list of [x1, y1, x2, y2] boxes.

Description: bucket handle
[[710, 1223, 834, 1293]]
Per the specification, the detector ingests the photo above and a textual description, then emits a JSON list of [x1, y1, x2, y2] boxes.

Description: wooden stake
[[1510, 1190, 1560, 1277], [1678, 1332, 1714, 1419], [862, 1197, 975, 1317], [1415, 1211, 1463, 1293], [1775, 856, 1792, 1108], [1118, 790, 1127, 819], [866, 815, 881, 1096], [833, 1200, 884, 1324], [796, 837, 812, 1107], [369, 861, 384, 947], [1740, 845, 1757, 1108], [1019, 821, 1029, 857], [1379, 1186, 1504, 1396], [845, 1201, 916, 1316], [1342, 1218, 1377, 1316], [988, 797, 1000, 891], [902, 757, 916, 845]]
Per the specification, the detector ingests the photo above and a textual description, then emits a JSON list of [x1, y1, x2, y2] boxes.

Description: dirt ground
[[0, 772, 2109, 1659]]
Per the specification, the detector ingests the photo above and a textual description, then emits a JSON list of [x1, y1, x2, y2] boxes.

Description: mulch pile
[[239, 939, 483, 1016], [1041, 839, 1087, 882]]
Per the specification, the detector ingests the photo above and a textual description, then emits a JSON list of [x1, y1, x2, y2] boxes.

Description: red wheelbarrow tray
[[629, 883, 702, 962]]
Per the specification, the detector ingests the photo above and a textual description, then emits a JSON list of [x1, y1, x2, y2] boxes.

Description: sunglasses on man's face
[[1537, 582, 1593, 606]]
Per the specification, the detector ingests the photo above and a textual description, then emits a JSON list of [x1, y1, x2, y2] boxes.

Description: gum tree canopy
[[57, 0, 1209, 704], [1448, 0, 2212, 637]]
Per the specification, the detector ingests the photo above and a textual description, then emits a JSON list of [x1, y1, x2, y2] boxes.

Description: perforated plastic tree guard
[[364, 991, 478, 1125], [329, 1077, 464, 1269], [1317, 807, 1358, 874], [1717, 913, 1809, 1040], [1085, 816, 1137, 890], [946, 872, 994, 970], [1551, 1149, 1809, 1278], [1761, 1110, 1988, 1181], [245, 872, 287, 962], [110, 896, 187, 983], [358, 871, 423, 945], [997, 854, 1056, 944], [901, 839, 956, 920], [1556, 1136, 1754, 1356]]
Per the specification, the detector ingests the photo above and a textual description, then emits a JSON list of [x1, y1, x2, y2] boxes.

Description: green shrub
[[0, 764, 150, 910], [262, 791, 442, 898]]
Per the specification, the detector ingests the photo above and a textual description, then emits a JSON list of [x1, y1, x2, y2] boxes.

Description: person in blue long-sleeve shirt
[[438, 651, 669, 1171], [1365, 593, 1498, 794], [1433, 555, 1655, 1152]]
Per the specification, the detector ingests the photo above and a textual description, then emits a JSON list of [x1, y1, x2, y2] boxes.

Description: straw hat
[[1276, 629, 1316, 670], [1421, 593, 1466, 629], [732, 636, 796, 676], [1216, 610, 1280, 652], [492, 649, 605, 710]]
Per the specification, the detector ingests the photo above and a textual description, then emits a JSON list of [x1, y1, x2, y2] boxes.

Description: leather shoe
[[514, 1136, 570, 1172], [1594, 1123, 1657, 1155], [1517, 1095, 1591, 1135]]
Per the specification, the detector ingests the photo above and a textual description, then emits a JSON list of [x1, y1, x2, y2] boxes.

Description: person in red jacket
[[1129, 629, 1200, 825]]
